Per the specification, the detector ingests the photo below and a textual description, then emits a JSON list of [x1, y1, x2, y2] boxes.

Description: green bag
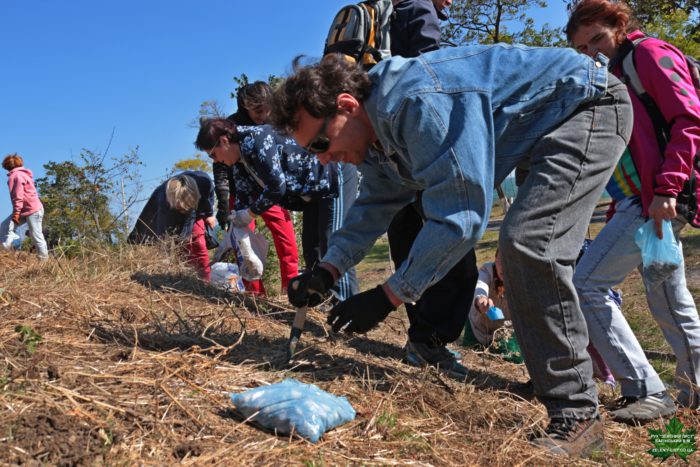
[[490, 335, 524, 364]]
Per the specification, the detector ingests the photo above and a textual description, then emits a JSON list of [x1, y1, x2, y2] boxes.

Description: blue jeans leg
[[331, 163, 360, 299], [500, 80, 632, 419], [574, 198, 666, 397], [644, 218, 700, 406], [576, 198, 700, 404], [303, 163, 360, 301], [25, 208, 49, 259], [0, 214, 20, 250]]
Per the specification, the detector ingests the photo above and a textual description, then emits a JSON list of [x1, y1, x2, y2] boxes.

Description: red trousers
[[231, 201, 299, 295], [187, 218, 211, 281]]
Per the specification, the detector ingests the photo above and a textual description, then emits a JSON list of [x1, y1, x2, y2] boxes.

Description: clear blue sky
[[0, 0, 568, 224]]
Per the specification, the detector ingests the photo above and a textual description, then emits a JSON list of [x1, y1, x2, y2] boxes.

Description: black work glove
[[287, 266, 335, 307], [327, 285, 397, 334], [216, 210, 230, 231]]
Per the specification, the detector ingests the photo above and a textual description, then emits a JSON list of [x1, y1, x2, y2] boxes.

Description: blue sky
[[0, 0, 568, 224]]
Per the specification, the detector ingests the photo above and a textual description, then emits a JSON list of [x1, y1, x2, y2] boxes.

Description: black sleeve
[[390, 0, 441, 58], [193, 173, 215, 217], [213, 162, 231, 214]]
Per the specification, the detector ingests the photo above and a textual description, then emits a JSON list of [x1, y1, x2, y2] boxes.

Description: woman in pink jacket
[[567, 0, 700, 424], [1, 154, 48, 259]]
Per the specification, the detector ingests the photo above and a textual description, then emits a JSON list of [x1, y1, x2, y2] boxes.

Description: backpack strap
[[620, 37, 672, 151]]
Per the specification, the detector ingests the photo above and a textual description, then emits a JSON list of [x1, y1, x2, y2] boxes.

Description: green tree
[[36, 148, 143, 244], [443, 0, 566, 46], [565, 0, 700, 34], [642, 9, 700, 55]]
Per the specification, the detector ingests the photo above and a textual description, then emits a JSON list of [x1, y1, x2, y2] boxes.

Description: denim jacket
[[232, 125, 338, 214], [323, 44, 609, 302]]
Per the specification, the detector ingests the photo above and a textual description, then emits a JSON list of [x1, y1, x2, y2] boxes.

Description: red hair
[[2, 153, 23, 171], [565, 0, 637, 45]]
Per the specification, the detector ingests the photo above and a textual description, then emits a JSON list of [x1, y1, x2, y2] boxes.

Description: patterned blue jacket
[[232, 125, 338, 214]]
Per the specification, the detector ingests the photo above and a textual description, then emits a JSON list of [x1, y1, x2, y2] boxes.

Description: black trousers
[[387, 201, 478, 346]]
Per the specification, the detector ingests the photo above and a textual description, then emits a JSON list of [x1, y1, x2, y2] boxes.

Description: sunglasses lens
[[307, 136, 330, 154]]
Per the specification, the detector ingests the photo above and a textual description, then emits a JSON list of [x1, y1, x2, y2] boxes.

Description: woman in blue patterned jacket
[[196, 118, 357, 300]]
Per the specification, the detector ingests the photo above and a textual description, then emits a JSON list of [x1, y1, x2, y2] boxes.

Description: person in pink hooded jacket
[[1, 153, 48, 259], [567, 0, 700, 425]]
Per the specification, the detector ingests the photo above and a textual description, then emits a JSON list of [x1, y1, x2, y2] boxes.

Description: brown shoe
[[530, 414, 606, 457]]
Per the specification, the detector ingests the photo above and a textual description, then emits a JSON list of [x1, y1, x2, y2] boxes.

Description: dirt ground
[[0, 240, 698, 466]]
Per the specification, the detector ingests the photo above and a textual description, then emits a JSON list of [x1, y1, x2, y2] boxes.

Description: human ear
[[336, 93, 359, 114]]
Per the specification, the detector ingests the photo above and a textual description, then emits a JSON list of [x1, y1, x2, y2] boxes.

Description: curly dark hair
[[565, 0, 638, 45], [195, 118, 238, 151], [271, 54, 372, 133]]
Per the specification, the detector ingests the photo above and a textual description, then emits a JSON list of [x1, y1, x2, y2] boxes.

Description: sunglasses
[[304, 117, 331, 154], [206, 137, 221, 159]]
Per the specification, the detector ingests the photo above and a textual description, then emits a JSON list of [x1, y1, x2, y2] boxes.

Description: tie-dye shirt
[[605, 147, 641, 201]]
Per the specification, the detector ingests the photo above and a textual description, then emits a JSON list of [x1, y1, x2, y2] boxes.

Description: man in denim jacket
[[274, 46, 632, 456]]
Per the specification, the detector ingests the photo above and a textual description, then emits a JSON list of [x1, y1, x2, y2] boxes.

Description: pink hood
[[7, 167, 43, 217]]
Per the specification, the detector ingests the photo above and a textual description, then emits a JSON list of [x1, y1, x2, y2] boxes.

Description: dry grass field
[[1, 209, 699, 465]]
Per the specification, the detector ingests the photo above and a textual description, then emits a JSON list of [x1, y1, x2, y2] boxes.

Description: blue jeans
[[302, 163, 360, 300], [0, 208, 49, 259], [574, 197, 700, 406], [499, 77, 632, 419]]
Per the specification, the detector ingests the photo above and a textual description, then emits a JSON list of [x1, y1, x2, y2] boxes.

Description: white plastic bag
[[233, 225, 269, 281], [210, 262, 245, 292]]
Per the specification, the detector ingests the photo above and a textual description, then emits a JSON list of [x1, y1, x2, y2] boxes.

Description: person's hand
[[287, 265, 335, 307], [327, 286, 397, 333], [648, 195, 677, 239], [216, 210, 230, 231], [205, 216, 217, 229], [474, 295, 493, 314], [231, 209, 254, 228], [11, 212, 20, 224]]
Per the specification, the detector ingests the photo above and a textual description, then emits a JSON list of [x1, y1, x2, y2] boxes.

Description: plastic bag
[[210, 262, 245, 292], [213, 225, 270, 281], [229, 379, 356, 443], [634, 219, 682, 285], [233, 226, 269, 280]]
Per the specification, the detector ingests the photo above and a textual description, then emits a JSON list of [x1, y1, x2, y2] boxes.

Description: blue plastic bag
[[634, 219, 682, 285], [229, 379, 356, 443]]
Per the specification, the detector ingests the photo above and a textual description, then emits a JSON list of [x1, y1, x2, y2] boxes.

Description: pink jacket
[[7, 167, 43, 217], [611, 30, 700, 216]]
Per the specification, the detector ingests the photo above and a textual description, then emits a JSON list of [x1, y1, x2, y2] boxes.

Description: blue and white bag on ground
[[229, 379, 356, 442], [210, 262, 245, 292], [634, 219, 682, 285]]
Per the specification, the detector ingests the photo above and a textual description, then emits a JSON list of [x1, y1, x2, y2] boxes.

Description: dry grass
[[0, 231, 698, 466]]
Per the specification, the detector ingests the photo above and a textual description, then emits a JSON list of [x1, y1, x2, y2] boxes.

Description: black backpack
[[323, 0, 395, 69], [620, 36, 700, 227]]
